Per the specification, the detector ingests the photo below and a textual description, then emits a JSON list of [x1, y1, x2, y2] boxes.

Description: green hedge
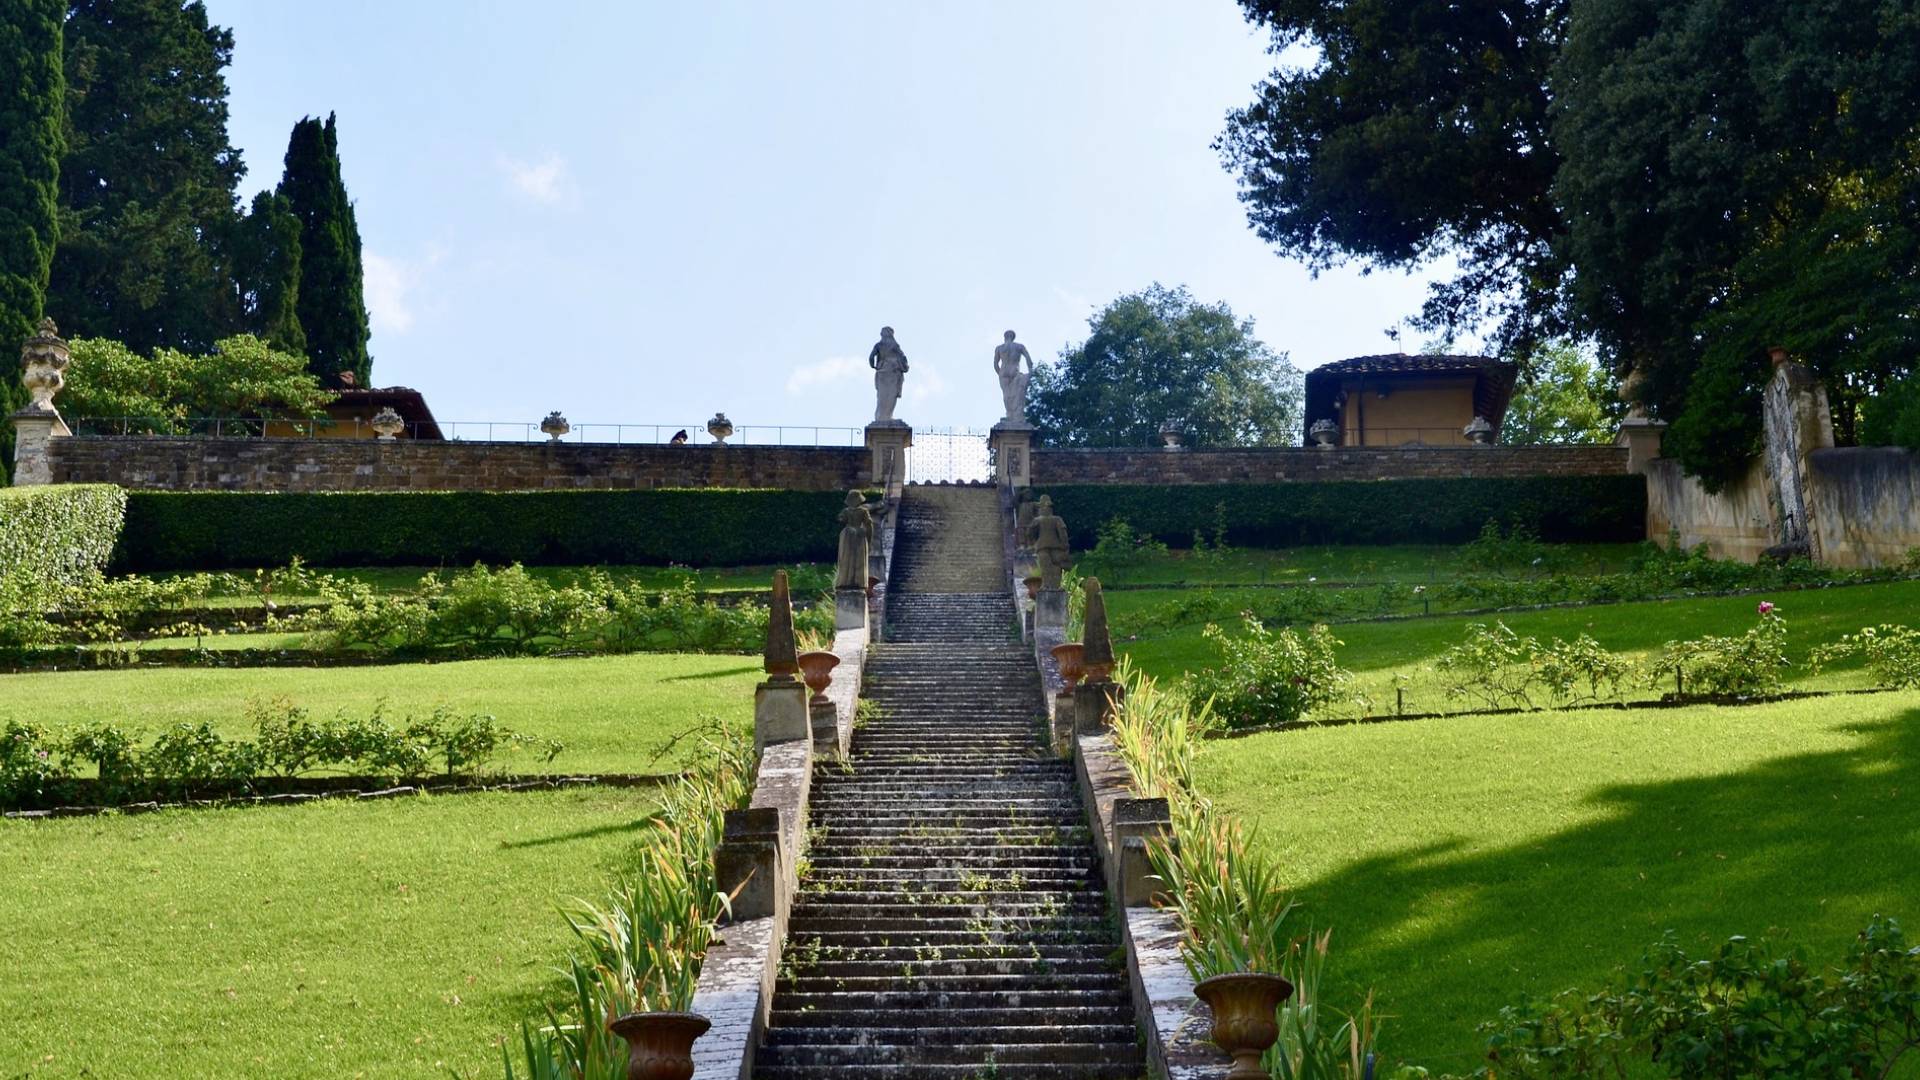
[[1035, 476, 1648, 547], [0, 484, 129, 588], [116, 489, 867, 571]]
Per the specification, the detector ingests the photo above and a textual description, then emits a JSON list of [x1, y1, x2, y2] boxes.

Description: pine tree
[[233, 191, 306, 356], [279, 114, 370, 387], [48, 0, 247, 354], [0, 0, 66, 481]]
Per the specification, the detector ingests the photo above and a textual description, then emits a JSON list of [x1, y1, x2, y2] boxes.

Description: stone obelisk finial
[[764, 570, 799, 682], [1081, 577, 1115, 681]]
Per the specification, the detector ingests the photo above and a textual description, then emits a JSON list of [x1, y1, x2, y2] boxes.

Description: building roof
[[1303, 353, 1519, 441], [328, 387, 444, 440]]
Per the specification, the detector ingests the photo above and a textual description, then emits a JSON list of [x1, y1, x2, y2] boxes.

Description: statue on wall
[[835, 490, 874, 590], [1029, 494, 1071, 590], [993, 330, 1032, 425], [868, 327, 909, 423]]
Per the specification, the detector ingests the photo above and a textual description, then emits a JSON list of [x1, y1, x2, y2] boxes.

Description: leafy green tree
[[0, 0, 65, 482], [62, 333, 334, 431], [1219, 0, 1920, 490], [278, 114, 369, 387], [232, 191, 306, 356], [1029, 284, 1301, 447], [1501, 343, 1621, 446], [47, 0, 246, 353]]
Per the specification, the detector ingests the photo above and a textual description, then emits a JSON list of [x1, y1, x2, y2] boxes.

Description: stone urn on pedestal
[[370, 407, 405, 441], [1309, 419, 1339, 449], [796, 650, 840, 701], [1193, 972, 1294, 1080], [707, 412, 734, 445], [1049, 643, 1086, 688], [1464, 415, 1495, 445], [1158, 420, 1185, 450], [608, 1010, 712, 1080], [540, 410, 570, 442], [18, 318, 69, 412]]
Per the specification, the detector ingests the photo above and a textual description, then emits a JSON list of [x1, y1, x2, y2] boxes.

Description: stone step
[[754, 1063, 1142, 1080], [766, 1023, 1137, 1047], [769, 1004, 1135, 1029], [752, 1040, 1142, 1068]]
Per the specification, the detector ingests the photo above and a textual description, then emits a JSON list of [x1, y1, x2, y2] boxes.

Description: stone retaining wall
[[1030, 444, 1628, 484], [45, 436, 866, 492], [1647, 447, 1920, 568]]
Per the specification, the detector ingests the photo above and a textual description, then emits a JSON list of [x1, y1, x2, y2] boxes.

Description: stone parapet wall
[[45, 436, 867, 492], [1645, 458, 1777, 563], [1646, 447, 1920, 568], [1030, 444, 1629, 484]]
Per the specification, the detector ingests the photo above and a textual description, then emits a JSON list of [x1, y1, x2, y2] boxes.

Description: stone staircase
[[752, 487, 1145, 1079]]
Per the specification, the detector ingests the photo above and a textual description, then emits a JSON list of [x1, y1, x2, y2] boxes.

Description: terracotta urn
[[1023, 574, 1043, 600], [1050, 643, 1086, 687], [796, 649, 840, 700], [867, 574, 880, 600], [608, 1011, 710, 1080], [1194, 972, 1293, 1080]]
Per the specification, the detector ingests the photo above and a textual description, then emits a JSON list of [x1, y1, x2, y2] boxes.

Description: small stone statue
[[993, 330, 1032, 425], [835, 491, 874, 590], [868, 327, 909, 423], [1029, 494, 1071, 590]]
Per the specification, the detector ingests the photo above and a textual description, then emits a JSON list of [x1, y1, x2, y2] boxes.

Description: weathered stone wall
[[1645, 458, 1778, 563], [1030, 444, 1629, 484], [1807, 448, 1920, 567], [45, 436, 867, 492]]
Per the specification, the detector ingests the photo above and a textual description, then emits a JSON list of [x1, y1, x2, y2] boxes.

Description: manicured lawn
[[1198, 692, 1920, 1071], [1121, 578, 1920, 715], [1081, 542, 1643, 587], [0, 653, 760, 775], [0, 787, 658, 1079]]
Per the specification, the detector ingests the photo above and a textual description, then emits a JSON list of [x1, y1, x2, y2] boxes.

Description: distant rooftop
[[1304, 353, 1519, 442]]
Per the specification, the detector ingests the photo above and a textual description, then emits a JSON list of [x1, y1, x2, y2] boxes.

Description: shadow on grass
[[661, 665, 760, 682], [1291, 709, 1920, 1071], [499, 808, 664, 851]]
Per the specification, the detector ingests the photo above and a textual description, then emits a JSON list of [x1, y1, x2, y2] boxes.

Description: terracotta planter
[[1023, 575, 1043, 600], [608, 1011, 711, 1080], [1050, 643, 1086, 687], [1194, 972, 1293, 1080], [796, 649, 840, 700], [867, 575, 880, 600]]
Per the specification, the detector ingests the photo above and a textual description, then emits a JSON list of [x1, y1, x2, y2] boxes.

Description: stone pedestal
[[753, 680, 809, 753], [1075, 679, 1124, 735], [1035, 588, 1067, 630], [8, 408, 69, 487], [834, 588, 867, 631], [1051, 688, 1076, 752], [865, 421, 912, 497], [714, 807, 784, 920], [988, 422, 1035, 488], [1616, 415, 1667, 475], [809, 696, 839, 756], [1112, 797, 1173, 907]]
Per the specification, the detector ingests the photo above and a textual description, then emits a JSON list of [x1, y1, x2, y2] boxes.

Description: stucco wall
[[1030, 445, 1628, 485], [46, 436, 867, 492], [1807, 448, 1920, 567], [1645, 458, 1777, 563]]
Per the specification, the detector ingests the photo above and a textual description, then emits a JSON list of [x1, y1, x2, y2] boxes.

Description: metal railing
[[1312, 426, 1495, 447], [64, 417, 868, 446]]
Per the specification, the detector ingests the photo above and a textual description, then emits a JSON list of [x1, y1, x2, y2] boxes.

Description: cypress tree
[[279, 114, 370, 387], [48, 0, 247, 353], [233, 190, 306, 356], [0, 0, 65, 481]]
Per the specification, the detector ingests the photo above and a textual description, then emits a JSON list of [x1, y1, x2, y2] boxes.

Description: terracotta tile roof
[[329, 387, 444, 440]]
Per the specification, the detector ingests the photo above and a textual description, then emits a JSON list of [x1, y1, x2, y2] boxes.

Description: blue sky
[[216, 1, 1452, 438]]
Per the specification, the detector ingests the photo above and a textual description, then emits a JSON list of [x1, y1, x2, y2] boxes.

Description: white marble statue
[[994, 330, 1032, 425], [868, 326, 909, 423]]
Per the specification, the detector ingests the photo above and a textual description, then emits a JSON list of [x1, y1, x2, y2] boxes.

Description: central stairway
[[752, 486, 1145, 1079]]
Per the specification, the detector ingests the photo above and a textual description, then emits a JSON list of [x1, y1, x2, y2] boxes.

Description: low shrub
[[1478, 916, 1920, 1079], [1035, 476, 1648, 548], [1434, 622, 1632, 711], [1648, 603, 1791, 697], [0, 483, 127, 590], [1184, 615, 1353, 729], [1810, 623, 1920, 689], [116, 488, 869, 571]]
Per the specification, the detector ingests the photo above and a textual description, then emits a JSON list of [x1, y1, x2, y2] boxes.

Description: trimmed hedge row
[[115, 489, 866, 571], [1035, 476, 1648, 547], [0, 484, 129, 588]]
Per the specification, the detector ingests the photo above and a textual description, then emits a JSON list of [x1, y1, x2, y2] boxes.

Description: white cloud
[[499, 152, 571, 205], [786, 356, 866, 395], [361, 251, 418, 335], [906, 360, 949, 404]]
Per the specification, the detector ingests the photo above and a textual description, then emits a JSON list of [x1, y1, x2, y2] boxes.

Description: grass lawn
[[1120, 578, 1920, 715], [0, 653, 760, 775], [1198, 692, 1920, 1071], [0, 787, 658, 1079], [1081, 542, 1644, 588]]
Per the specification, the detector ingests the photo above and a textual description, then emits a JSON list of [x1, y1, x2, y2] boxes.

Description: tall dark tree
[[0, 0, 66, 481], [278, 114, 369, 387], [1219, 0, 1920, 489], [232, 191, 305, 356], [1029, 284, 1301, 448], [48, 0, 246, 353]]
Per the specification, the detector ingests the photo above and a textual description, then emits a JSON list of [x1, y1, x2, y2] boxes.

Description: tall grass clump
[[501, 719, 756, 1080], [1110, 660, 1404, 1079]]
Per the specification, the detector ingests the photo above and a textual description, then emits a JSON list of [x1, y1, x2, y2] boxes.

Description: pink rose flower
[[1757, 601, 1775, 615]]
